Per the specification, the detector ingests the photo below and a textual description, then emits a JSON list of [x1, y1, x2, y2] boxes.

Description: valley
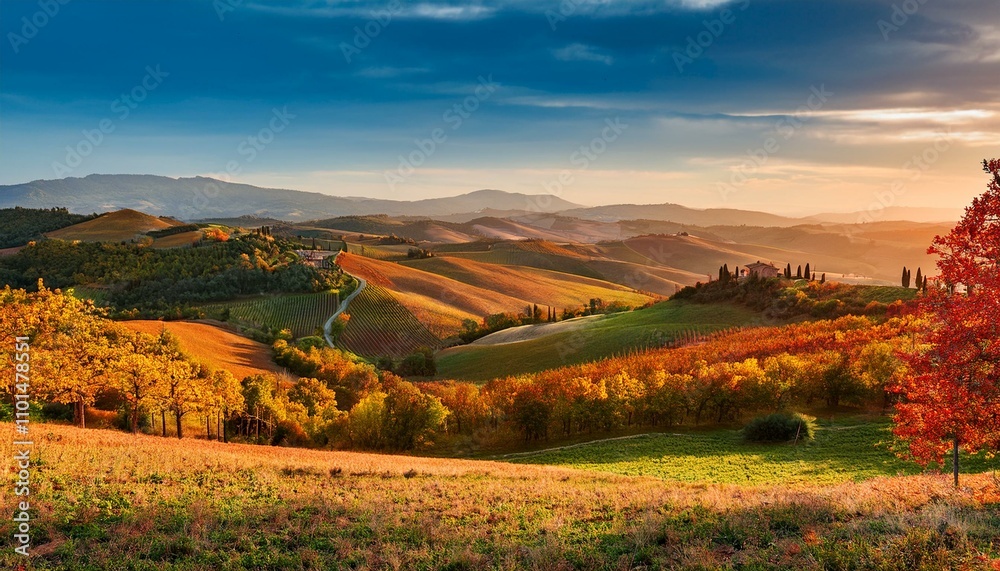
[[1, 175, 997, 571]]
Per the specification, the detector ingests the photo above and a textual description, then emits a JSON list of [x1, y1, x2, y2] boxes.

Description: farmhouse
[[743, 261, 781, 279]]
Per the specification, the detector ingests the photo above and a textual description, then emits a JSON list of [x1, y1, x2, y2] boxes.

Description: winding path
[[324, 251, 367, 348]]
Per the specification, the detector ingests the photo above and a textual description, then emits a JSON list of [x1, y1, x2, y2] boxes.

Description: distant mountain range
[[0, 174, 963, 225], [0, 175, 583, 221]]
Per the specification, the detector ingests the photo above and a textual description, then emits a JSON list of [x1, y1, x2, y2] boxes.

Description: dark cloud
[[0, 0, 995, 209]]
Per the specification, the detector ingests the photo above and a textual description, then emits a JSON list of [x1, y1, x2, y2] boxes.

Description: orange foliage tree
[[893, 159, 1000, 485]]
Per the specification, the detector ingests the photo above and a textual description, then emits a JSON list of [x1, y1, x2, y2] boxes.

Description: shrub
[[271, 420, 310, 447], [742, 412, 815, 443], [296, 336, 327, 351], [41, 402, 74, 422]]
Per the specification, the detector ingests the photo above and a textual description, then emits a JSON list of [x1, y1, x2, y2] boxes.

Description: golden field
[[3, 423, 1000, 570]]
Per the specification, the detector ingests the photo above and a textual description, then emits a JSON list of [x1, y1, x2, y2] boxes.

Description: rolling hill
[[335, 252, 539, 338], [401, 255, 654, 309], [45, 208, 186, 242], [435, 299, 759, 382], [119, 320, 293, 380]]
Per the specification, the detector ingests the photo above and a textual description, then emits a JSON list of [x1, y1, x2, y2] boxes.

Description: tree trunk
[[78, 400, 87, 429], [952, 436, 960, 487], [162, 411, 167, 437], [176, 411, 183, 439], [132, 403, 139, 434], [206, 415, 211, 439]]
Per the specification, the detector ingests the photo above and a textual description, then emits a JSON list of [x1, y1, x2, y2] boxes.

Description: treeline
[[1, 285, 446, 450], [2, 286, 922, 454], [146, 224, 201, 238], [422, 314, 919, 445], [0, 234, 346, 316], [459, 300, 635, 343], [0, 207, 96, 248]]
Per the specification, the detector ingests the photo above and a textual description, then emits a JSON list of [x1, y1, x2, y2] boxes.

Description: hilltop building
[[743, 261, 781, 279]]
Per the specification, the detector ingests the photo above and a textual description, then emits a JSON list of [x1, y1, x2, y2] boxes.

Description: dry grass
[[119, 320, 291, 380], [338, 252, 527, 336], [405, 256, 653, 309], [45, 209, 183, 243], [3, 423, 999, 570]]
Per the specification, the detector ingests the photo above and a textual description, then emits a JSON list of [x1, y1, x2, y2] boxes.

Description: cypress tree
[[915, 267, 922, 288], [796, 265, 803, 279], [805, 263, 811, 281]]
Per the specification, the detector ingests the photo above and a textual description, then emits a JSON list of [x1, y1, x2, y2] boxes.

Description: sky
[[1, 0, 998, 215]]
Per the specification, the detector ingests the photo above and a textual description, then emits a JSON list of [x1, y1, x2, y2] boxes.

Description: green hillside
[[436, 300, 758, 382]]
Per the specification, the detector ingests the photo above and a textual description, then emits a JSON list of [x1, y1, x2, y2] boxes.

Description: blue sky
[[1, 0, 997, 214]]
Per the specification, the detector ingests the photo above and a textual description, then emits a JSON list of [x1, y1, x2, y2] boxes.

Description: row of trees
[[1, 283, 449, 450], [900, 266, 929, 291], [0, 284, 243, 438], [1, 282, 916, 453], [421, 315, 918, 444]]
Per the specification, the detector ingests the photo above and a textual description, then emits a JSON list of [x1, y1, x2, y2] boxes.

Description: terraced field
[[337, 252, 528, 337], [337, 284, 440, 358], [204, 291, 340, 338], [402, 256, 653, 310], [346, 242, 411, 261]]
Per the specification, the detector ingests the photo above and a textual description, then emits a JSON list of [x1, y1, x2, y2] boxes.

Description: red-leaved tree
[[893, 159, 1000, 486]]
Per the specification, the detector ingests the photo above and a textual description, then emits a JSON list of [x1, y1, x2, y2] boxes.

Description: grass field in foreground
[[507, 419, 999, 486], [436, 299, 759, 382], [3, 423, 1000, 570]]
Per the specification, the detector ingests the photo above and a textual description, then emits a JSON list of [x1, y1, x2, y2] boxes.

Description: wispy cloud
[[552, 43, 614, 65]]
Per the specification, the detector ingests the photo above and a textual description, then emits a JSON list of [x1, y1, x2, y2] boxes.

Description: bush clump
[[743, 412, 815, 443]]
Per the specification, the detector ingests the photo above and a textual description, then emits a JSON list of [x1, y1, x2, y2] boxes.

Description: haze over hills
[[559, 203, 806, 227], [806, 207, 963, 224], [0, 175, 964, 228], [0, 175, 584, 221]]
